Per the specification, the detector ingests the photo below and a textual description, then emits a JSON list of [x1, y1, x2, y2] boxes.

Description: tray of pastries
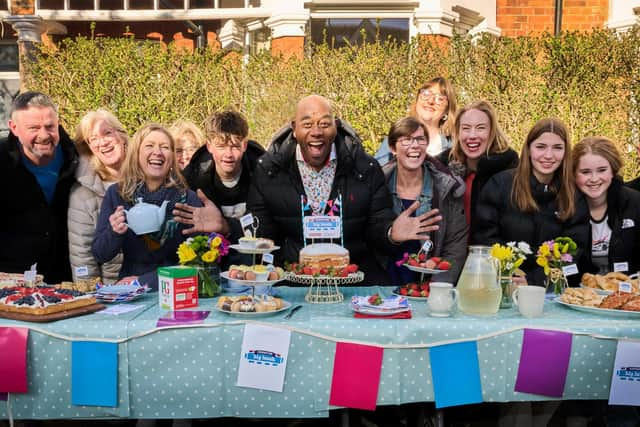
[[555, 288, 640, 317], [581, 272, 639, 295], [215, 295, 290, 316]]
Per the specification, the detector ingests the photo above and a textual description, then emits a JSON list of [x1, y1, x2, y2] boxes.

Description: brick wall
[[497, 0, 609, 37], [271, 36, 304, 60]]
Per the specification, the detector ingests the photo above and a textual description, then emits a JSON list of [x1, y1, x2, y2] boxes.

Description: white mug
[[428, 282, 458, 317], [512, 285, 545, 318]]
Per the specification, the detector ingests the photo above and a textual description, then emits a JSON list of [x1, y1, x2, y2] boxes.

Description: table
[[0, 286, 638, 420]]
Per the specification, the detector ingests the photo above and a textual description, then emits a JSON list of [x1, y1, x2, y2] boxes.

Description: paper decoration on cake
[[430, 341, 483, 408], [329, 342, 383, 411], [237, 324, 291, 392], [301, 195, 344, 246], [515, 328, 572, 397], [72, 341, 118, 407], [0, 327, 28, 393], [609, 340, 640, 406]]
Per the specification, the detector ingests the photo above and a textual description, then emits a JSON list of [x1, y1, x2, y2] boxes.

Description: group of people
[[2, 80, 640, 292]]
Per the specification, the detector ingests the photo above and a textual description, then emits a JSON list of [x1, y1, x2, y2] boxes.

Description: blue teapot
[[124, 198, 169, 235]]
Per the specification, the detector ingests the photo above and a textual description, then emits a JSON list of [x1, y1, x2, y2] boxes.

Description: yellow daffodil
[[201, 249, 218, 263], [177, 243, 197, 264], [513, 258, 524, 268], [539, 244, 550, 257], [210, 236, 222, 248], [553, 243, 561, 259], [491, 244, 513, 261]]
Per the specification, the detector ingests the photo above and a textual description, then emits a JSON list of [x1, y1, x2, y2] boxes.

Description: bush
[[26, 27, 640, 178]]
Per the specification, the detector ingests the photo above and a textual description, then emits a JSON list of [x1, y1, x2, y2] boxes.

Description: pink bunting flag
[[329, 342, 383, 411], [0, 327, 29, 393], [515, 328, 572, 397]]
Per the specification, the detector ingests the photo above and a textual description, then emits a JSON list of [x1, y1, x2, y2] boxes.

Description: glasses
[[418, 89, 448, 105], [88, 129, 119, 147], [397, 136, 428, 147]]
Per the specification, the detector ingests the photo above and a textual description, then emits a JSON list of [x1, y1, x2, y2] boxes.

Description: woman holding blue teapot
[[92, 123, 202, 289]]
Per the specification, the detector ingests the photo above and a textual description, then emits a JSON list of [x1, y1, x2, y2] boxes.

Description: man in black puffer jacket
[[247, 95, 440, 284]]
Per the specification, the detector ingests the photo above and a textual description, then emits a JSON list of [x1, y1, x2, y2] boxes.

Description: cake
[[299, 243, 349, 270], [0, 286, 97, 316], [216, 295, 284, 313], [0, 272, 45, 288], [238, 237, 274, 250]]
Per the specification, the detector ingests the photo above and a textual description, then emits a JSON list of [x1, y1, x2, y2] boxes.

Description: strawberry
[[418, 252, 426, 262], [420, 283, 430, 291], [399, 288, 408, 296], [319, 267, 329, 275], [345, 264, 359, 273], [438, 261, 451, 271], [430, 257, 442, 264], [408, 258, 420, 267], [410, 289, 421, 297], [303, 266, 314, 275], [409, 283, 419, 290], [339, 268, 349, 277], [425, 259, 437, 269], [368, 294, 383, 305]]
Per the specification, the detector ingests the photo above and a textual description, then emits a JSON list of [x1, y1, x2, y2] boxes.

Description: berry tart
[[0, 286, 97, 316]]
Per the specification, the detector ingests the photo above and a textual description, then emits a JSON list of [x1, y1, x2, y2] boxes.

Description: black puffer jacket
[[246, 119, 396, 284], [585, 178, 640, 275], [472, 169, 590, 286], [0, 126, 78, 283], [182, 140, 265, 241], [437, 148, 518, 236]]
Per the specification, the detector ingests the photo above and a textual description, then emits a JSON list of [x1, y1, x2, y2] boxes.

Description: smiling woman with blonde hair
[[92, 123, 202, 289]]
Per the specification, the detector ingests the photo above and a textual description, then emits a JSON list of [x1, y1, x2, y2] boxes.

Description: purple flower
[[560, 253, 573, 263]]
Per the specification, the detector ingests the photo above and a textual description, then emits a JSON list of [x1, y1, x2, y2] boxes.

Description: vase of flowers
[[177, 232, 229, 298], [490, 241, 532, 309], [536, 237, 577, 295]]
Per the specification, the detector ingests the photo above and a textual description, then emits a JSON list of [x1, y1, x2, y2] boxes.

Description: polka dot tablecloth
[[0, 286, 637, 420]]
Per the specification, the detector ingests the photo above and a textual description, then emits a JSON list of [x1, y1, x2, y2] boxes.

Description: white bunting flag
[[237, 324, 291, 392], [609, 340, 640, 406]]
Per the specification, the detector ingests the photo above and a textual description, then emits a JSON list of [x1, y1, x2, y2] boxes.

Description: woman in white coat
[[68, 109, 128, 282]]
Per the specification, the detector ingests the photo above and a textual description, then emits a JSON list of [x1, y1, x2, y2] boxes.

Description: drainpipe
[[159, 0, 206, 48], [554, 0, 563, 36]]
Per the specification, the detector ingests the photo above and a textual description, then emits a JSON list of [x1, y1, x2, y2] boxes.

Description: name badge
[[619, 282, 633, 293], [262, 253, 274, 265], [75, 265, 89, 278], [562, 264, 579, 276]]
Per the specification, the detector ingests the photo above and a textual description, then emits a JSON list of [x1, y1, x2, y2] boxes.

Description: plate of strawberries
[[393, 282, 431, 300], [401, 254, 451, 274]]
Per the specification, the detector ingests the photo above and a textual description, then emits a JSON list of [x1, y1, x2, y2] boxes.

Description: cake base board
[[0, 303, 106, 323]]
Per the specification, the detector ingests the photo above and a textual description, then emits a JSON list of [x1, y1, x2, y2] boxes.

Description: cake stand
[[284, 271, 364, 303]]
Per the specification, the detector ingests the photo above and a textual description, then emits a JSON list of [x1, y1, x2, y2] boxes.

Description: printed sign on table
[[609, 340, 640, 406], [237, 324, 291, 392]]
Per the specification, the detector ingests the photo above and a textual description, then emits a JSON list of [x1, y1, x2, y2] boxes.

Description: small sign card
[[303, 216, 341, 239], [613, 262, 629, 273], [262, 253, 274, 265], [237, 324, 291, 392], [618, 282, 633, 294], [562, 264, 579, 277], [24, 263, 37, 283], [609, 340, 640, 406]]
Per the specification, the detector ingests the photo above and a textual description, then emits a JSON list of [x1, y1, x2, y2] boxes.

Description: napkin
[[353, 310, 412, 319]]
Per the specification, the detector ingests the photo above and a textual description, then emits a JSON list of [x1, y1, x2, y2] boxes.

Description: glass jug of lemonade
[[457, 245, 501, 315]]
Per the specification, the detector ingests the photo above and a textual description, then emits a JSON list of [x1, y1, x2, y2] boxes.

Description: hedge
[[26, 27, 640, 179]]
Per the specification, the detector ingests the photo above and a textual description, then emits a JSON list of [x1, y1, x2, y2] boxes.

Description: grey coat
[[67, 156, 123, 283], [383, 157, 469, 283]]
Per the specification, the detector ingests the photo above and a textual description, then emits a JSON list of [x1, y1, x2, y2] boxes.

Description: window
[[310, 18, 409, 47], [0, 44, 18, 72]]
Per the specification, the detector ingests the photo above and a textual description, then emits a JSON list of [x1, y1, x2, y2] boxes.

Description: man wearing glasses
[[180, 110, 265, 242], [0, 91, 78, 283]]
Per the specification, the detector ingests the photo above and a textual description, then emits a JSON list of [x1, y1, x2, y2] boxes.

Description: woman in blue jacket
[[92, 123, 202, 289]]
